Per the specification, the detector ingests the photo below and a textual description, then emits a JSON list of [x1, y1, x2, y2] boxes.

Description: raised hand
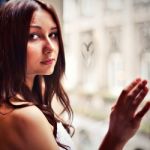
[[99, 78, 150, 150]]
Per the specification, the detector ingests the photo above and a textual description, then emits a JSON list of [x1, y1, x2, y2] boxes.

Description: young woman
[[0, 0, 149, 150]]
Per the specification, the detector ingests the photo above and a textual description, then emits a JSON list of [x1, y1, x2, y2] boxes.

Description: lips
[[40, 58, 55, 65]]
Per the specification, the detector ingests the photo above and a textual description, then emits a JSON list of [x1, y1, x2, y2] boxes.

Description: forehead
[[30, 9, 57, 28]]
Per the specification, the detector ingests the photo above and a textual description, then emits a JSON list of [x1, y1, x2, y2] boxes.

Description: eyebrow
[[30, 25, 58, 30]]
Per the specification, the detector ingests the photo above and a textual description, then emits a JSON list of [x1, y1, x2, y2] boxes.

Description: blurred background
[[1, 0, 150, 149], [50, 0, 150, 149]]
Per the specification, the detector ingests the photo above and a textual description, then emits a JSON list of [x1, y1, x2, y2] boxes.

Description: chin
[[41, 69, 55, 76]]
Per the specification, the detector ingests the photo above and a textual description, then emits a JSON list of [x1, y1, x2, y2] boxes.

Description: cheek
[[27, 47, 35, 63], [56, 48, 59, 58], [26, 51, 35, 71], [26, 44, 41, 67], [55, 43, 59, 58], [27, 42, 41, 58]]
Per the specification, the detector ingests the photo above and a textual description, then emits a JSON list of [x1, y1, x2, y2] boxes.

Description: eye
[[49, 31, 58, 40], [28, 33, 40, 41]]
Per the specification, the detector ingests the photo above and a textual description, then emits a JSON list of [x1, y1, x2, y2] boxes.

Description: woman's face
[[26, 8, 59, 77]]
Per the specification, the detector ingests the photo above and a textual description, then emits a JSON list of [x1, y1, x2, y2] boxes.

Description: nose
[[43, 38, 54, 54]]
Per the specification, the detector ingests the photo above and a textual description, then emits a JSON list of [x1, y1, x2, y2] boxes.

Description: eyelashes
[[49, 31, 58, 39], [28, 33, 40, 40], [28, 31, 58, 41]]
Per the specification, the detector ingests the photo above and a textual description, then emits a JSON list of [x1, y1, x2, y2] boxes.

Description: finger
[[128, 87, 149, 115], [129, 80, 147, 100], [125, 78, 141, 93], [133, 86, 149, 107], [135, 101, 150, 120], [117, 78, 141, 106]]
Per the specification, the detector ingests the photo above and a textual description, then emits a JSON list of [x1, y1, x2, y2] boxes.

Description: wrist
[[99, 130, 126, 150]]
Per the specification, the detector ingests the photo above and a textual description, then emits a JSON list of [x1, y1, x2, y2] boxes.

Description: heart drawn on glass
[[81, 41, 94, 67]]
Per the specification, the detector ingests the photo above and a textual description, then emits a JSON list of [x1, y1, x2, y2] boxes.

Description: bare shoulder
[[13, 105, 50, 127], [11, 105, 59, 150]]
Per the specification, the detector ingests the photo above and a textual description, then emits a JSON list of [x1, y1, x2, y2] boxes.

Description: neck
[[25, 75, 35, 90]]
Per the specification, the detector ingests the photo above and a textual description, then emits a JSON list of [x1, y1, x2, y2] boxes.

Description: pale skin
[[26, 8, 59, 90], [0, 8, 60, 150], [0, 8, 149, 150]]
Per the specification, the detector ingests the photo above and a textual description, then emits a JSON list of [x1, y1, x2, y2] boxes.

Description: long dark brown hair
[[0, 0, 74, 149]]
